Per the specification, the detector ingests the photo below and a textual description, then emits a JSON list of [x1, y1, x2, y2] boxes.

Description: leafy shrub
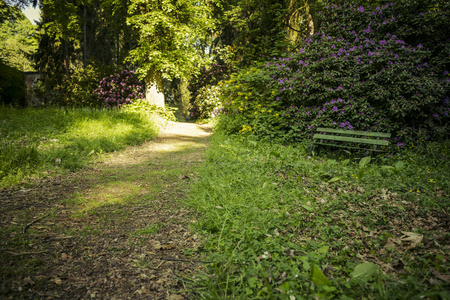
[[0, 60, 26, 106], [188, 64, 230, 118], [217, 0, 450, 144], [36, 64, 114, 107], [191, 85, 223, 119], [125, 99, 177, 122], [59, 65, 104, 107], [94, 70, 145, 108]]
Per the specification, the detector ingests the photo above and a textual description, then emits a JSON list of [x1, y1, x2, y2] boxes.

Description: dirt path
[[0, 122, 212, 299]]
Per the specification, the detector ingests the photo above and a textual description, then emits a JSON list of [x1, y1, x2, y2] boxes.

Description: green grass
[[132, 222, 164, 236], [184, 133, 450, 299], [0, 102, 170, 187]]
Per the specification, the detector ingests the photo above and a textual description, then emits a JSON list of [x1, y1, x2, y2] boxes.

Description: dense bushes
[[0, 60, 26, 106], [94, 70, 145, 108], [35, 67, 146, 108], [217, 0, 450, 144], [188, 64, 230, 119]]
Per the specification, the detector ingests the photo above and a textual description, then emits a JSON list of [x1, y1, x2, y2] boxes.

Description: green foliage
[[127, 0, 212, 81], [216, 0, 450, 144], [37, 63, 109, 107], [36, 0, 137, 106], [0, 101, 171, 187], [184, 133, 450, 299], [190, 85, 223, 120], [0, 10, 38, 72], [0, 1, 22, 24], [0, 59, 25, 106], [209, 0, 294, 68], [188, 63, 231, 118], [218, 66, 288, 141]]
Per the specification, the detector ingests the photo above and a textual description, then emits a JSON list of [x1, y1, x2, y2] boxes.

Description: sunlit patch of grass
[[0, 103, 169, 188], [65, 182, 150, 216]]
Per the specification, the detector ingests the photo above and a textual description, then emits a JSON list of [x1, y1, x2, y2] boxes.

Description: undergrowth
[[184, 133, 449, 299], [0, 100, 174, 187]]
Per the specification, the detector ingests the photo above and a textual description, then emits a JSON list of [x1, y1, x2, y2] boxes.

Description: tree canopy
[[0, 8, 38, 71], [126, 0, 212, 81]]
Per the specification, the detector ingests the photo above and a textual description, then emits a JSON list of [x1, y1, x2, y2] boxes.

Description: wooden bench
[[309, 127, 391, 156]]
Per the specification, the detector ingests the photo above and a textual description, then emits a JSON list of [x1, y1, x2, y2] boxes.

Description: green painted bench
[[309, 127, 391, 156]]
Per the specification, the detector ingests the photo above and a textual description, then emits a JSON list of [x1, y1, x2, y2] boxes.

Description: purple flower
[[348, 125, 354, 130], [358, 6, 364, 12], [306, 111, 310, 115], [433, 113, 439, 118], [397, 142, 404, 147], [417, 44, 423, 48], [340, 122, 345, 128]]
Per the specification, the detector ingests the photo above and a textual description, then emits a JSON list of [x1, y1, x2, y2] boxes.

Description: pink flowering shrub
[[94, 70, 145, 108], [219, 0, 450, 144]]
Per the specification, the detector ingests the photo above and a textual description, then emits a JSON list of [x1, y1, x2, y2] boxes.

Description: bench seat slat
[[313, 134, 389, 146], [316, 127, 391, 138], [313, 142, 386, 151]]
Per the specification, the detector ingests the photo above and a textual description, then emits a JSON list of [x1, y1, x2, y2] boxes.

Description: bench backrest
[[313, 127, 391, 147], [315, 127, 391, 138]]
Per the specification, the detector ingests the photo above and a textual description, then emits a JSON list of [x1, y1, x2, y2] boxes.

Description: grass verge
[[0, 101, 173, 187], [184, 133, 449, 299]]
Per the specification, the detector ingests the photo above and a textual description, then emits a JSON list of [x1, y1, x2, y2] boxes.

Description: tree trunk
[[64, 39, 70, 78], [145, 68, 165, 108], [82, 4, 87, 68]]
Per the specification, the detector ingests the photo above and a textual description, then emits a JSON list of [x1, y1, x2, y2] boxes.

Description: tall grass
[[185, 133, 449, 299], [0, 101, 171, 187]]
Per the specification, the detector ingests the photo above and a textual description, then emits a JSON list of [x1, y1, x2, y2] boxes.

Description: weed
[[132, 222, 163, 236]]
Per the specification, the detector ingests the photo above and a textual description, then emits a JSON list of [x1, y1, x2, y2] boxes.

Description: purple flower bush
[[220, 0, 450, 143], [94, 70, 145, 108]]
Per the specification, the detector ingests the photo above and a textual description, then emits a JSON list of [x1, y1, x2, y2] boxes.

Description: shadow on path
[[0, 122, 212, 299]]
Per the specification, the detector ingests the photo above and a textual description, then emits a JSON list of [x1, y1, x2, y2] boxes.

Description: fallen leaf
[[168, 294, 185, 300], [401, 232, 423, 249], [150, 240, 162, 250], [61, 253, 68, 260], [351, 262, 379, 282], [430, 267, 450, 283], [383, 238, 400, 251], [23, 277, 34, 285]]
